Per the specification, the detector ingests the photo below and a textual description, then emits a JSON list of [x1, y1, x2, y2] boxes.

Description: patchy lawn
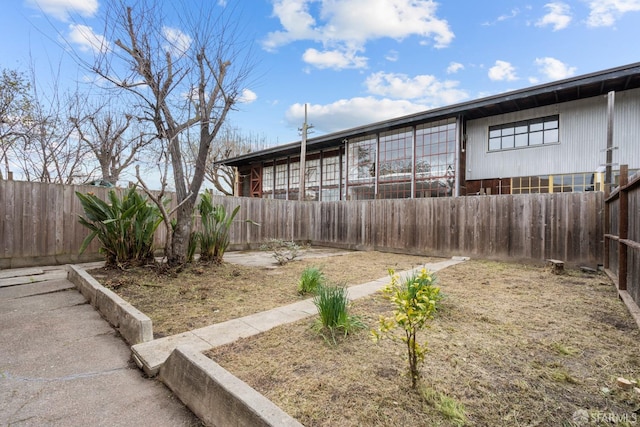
[[89, 250, 436, 337], [206, 260, 640, 427]]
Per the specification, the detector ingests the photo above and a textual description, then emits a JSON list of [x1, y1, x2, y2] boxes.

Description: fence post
[[618, 165, 629, 291], [604, 187, 610, 270]]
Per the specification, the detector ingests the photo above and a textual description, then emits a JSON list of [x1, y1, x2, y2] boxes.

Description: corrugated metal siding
[[466, 88, 640, 180]]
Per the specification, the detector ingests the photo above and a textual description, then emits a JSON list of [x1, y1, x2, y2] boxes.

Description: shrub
[[196, 192, 241, 263], [76, 187, 162, 268], [298, 266, 325, 294], [259, 238, 300, 265], [313, 284, 364, 344], [372, 268, 442, 388]]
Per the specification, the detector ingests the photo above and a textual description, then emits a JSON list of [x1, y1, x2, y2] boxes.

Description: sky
[[2, 0, 639, 150]]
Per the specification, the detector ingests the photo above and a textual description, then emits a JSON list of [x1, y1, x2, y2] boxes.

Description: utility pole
[[299, 104, 313, 200]]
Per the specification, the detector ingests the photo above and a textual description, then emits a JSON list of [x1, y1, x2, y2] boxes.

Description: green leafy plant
[[372, 268, 442, 388], [298, 266, 325, 294], [259, 238, 300, 265], [76, 188, 162, 268], [313, 284, 364, 344], [195, 192, 243, 263]]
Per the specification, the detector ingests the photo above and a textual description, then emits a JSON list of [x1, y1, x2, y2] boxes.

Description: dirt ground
[[90, 251, 640, 426], [205, 260, 640, 427], [90, 250, 436, 337]]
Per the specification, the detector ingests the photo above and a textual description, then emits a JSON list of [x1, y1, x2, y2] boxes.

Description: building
[[220, 62, 640, 200]]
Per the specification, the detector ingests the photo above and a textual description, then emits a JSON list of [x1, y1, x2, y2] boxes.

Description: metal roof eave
[[219, 61, 640, 168]]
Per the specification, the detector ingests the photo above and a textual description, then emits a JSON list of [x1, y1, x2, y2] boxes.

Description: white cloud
[[302, 48, 367, 69], [482, 8, 520, 26], [385, 50, 399, 62], [446, 62, 464, 74], [364, 72, 468, 105], [534, 57, 576, 80], [162, 27, 192, 57], [238, 89, 257, 104], [536, 2, 572, 30], [263, 0, 454, 70], [262, 0, 319, 51], [26, 0, 98, 21], [488, 60, 518, 81], [586, 0, 640, 27], [68, 24, 110, 54], [285, 97, 427, 133]]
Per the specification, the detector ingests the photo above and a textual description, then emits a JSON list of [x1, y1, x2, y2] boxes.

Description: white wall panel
[[466, 88, 640, 180]]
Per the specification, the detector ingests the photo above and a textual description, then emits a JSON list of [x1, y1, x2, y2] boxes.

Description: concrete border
[[160, 345, 303, 427], [66, 264, 153, 345]]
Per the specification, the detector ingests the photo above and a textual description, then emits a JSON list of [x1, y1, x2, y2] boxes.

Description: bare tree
[[15, 70, 96, 184], [71, 108, 156, 185], [0, 68, 33, 180], [204, 126, 267, 195], [89, 1, 254, 265]]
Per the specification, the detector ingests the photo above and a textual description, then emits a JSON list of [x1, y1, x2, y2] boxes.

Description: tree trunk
[[168, 200, 194, 266]]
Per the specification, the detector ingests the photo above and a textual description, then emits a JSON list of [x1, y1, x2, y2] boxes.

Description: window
[[415, 119, 456, 198], [262, 166, 274, 197], [378, 127, 413, 199], [347, 135, 377, 200], [489, 115, 559, 151], [511, 172, 607, 194]]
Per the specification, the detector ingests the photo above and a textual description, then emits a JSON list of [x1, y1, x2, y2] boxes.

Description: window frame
[[488, 115, 559, 152]]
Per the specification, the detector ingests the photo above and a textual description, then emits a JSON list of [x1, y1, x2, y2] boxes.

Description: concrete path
[[0, 267, 201, 427], [132, 257, 466, 376]]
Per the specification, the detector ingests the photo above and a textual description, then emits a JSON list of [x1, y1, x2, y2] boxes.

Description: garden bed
[[89, 250, 436, 337], [206, 260, 640, 426]]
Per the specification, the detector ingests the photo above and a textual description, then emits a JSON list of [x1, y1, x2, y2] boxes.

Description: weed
[[421, 386, 467, 426], [298, 266, 325, 295], [551, 341, 579, 356]]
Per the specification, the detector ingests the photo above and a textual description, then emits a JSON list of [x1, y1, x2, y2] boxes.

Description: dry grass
[[206, 260, 640, 426], [90, 250, 435, 337]]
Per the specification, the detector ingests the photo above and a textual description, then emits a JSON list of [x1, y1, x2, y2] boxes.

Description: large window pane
[[515, 133, 528, 147], [544, 128, 558, 143], [501, 135, 514, 149], [529, 132, 543, 145]]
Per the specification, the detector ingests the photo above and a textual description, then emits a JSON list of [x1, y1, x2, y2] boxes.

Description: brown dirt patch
[[89, 250, 435, 337], [206, 260, 640, 426]]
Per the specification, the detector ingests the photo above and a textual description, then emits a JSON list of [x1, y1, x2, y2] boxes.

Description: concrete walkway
[[132, 257, 466, 376], [0, 267, 201, 427]]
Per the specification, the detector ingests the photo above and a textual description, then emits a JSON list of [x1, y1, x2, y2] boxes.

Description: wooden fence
[[219, 192, 603, 265], [0, 180, 171, 268], [0, 179, 603, 269], [604, 165, 640, 310]]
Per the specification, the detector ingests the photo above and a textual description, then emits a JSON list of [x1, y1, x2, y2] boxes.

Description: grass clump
[[313, 284, 364, 344], [421, 386, 467, 426], [298, 266, 325, 294]]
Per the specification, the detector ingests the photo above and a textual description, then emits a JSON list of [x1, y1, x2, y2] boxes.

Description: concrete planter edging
[[160, 345, 303, 427], [66, 264, 153, 345]]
